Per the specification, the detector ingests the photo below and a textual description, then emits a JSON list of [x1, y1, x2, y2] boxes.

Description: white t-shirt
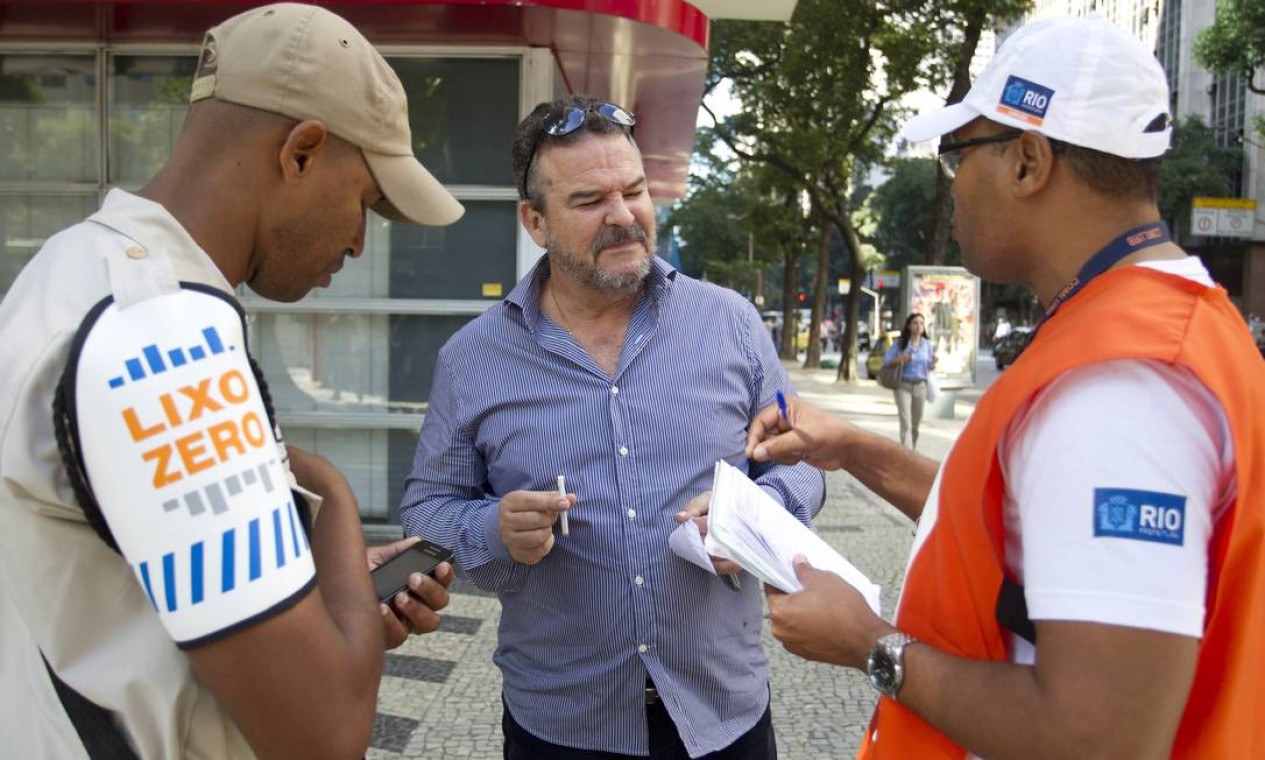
[[907, 259, 1234, 669]]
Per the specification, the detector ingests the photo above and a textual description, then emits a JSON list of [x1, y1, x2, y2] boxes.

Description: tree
[[1158, 116, 1246, 239], [863, 157, 944, 272], [704, 0, 941, 379], [1194, 0, 1265, 142], [668, 171, 757, 283], [668, 153, 813, 358], [1194, 0, 1265, 96]]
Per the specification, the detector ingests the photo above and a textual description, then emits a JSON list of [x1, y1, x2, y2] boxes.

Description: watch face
[[867, 649, 898, 695]]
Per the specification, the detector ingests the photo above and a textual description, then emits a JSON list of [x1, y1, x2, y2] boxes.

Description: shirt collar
[[89, 189, 232, 292]]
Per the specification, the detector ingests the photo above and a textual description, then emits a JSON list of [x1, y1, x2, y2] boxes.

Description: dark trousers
[[502, 695, 776, 760]]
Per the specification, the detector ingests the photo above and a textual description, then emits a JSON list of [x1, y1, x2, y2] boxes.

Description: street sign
[[1191, 197, 1257, 239], [873, 271, 901, 290]]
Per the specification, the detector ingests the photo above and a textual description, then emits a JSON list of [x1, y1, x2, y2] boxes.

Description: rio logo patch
[[1093, 488, 1187, 546], [996, 75, 1054, 126]]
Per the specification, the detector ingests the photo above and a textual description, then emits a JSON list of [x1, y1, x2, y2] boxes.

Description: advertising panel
[[903, 266, 979, 388]]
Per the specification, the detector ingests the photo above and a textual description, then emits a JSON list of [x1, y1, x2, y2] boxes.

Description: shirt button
[[626, 508, 636, 519], [635, 575, 644, 586], [610, 386, 619, 395], [124, 246, 147, 260], [619, 446, 629, 457], [637, 644, 648, 653]]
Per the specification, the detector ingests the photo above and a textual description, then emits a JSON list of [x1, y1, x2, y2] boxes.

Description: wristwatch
[[866, 632, 918, 700]]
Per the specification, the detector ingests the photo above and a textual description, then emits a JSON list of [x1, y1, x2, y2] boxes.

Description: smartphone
[[371, 539, 453, 603]]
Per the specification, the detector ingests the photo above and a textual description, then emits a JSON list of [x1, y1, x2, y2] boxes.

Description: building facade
[[0, 0, 794, 523]]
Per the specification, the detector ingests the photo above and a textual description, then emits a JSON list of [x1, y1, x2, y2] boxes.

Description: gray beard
[[546, 240, 654, 298]]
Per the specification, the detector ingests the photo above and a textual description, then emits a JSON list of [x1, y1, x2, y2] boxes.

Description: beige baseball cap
[[190, 3, 464, 226]]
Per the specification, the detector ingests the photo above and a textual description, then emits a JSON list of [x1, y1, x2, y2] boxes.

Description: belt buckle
[[644, 684, 660, 705]]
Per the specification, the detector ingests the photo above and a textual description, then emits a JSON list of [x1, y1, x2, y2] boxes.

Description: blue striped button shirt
[[400, 256, 825, 757]]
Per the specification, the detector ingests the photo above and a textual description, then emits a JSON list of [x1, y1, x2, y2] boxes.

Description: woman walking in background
[[883, 313, 937, 449]]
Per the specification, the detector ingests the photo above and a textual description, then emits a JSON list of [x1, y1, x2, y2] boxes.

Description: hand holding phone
[[371, 539, 454, 604]]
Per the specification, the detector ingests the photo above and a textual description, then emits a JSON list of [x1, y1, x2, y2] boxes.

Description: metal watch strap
[[868, 631, 918, 700]]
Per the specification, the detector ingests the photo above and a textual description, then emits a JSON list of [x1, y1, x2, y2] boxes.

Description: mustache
[[590, 223, 649, 255]]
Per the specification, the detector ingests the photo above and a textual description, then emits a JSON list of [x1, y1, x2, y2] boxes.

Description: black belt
[[645, 679, 660, 705]]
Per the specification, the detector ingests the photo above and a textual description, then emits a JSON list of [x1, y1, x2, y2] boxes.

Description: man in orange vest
[[746, 15, 1264, 760]]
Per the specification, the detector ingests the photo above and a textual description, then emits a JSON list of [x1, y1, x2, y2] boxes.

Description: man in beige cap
[[0, 4, 462, 757]]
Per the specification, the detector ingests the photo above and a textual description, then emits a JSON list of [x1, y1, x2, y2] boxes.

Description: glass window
[[282, 427, 395, 521], [290, 201, 520, 302], [0, 192, 97, 292], [109, 54, 196, 187], [389, 57, 520, 186], [249, 312, 478, 417], [0, 53, 98, 184], [389, 200, 520, 299]]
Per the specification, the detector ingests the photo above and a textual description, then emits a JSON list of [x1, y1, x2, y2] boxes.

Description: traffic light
[[796, 291, 807, 304]]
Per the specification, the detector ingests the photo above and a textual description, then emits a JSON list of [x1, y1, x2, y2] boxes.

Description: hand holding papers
[[670, 460, 881, 615]]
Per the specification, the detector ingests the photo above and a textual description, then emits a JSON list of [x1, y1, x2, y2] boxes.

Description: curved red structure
[[0, 0, 712, 198]]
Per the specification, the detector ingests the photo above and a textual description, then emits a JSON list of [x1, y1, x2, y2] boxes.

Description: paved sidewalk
[[367, 360, 977, 759]]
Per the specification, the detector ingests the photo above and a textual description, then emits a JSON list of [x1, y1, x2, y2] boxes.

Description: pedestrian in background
[[0, 5, 459, 757], [992, 312, 1012, 348], [400, 95, 825, 759], [882, 312, 936, 449], [746, 15, 1263, 759]]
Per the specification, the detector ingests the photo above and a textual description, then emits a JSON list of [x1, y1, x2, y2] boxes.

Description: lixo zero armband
[[54, 284, 316, 648]]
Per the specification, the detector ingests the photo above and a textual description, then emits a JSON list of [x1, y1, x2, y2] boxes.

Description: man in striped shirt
[[400, 96, 826, 759]]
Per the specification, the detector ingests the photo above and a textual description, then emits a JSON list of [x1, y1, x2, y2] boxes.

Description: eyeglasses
[[937, 130, 1023, 179], [520, 102, 637, 199]]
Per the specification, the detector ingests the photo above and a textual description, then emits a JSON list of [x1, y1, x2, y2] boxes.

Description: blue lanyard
[[1035, 221, 1172, 332]]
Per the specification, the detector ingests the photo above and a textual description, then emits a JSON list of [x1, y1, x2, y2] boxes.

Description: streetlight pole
[[750, 230, 765, 307]]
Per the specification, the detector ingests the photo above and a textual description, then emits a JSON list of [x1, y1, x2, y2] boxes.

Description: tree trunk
[[803, 221, 829, 368], [926, 167, 954, 265], [780, 245, 799, 359], [924, 11, 986, 266], [835, 215, 866, 382]]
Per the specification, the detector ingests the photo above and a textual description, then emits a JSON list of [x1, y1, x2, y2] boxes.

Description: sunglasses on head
[[521, 102, 637, 199]]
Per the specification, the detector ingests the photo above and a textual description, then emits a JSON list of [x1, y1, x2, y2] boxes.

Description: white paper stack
[[672, 460, 881, 615]]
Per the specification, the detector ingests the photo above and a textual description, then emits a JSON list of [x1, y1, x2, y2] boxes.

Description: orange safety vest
[[859, 266, 1265, 759]]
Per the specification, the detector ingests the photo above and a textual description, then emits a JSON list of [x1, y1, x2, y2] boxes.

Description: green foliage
[[862, 157, 947, 271], [707, 0, 941, 206], [1194, 0, 1265, 96], [1159, 116, 1246, 237], [668, 156, 807, 289], [667, 172, 753, 279], [919, 0, 1033, 96]]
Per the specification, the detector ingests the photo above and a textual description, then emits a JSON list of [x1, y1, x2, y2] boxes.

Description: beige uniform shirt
[[0, 190, 261, 758]]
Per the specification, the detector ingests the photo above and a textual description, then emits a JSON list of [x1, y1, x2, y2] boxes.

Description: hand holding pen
[[745, 391, 861, 472]]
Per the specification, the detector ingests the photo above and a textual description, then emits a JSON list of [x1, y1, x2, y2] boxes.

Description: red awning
[[0, 0, 711, 199]]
